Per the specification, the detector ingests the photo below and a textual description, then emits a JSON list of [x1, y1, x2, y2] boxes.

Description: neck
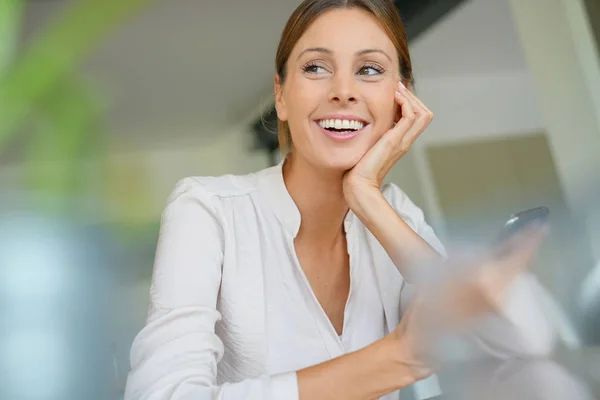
[[282, 153, 349, 244]]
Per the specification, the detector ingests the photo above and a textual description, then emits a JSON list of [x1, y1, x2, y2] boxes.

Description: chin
[[309, 145, 367, 172], [291, 122, 380, 173]]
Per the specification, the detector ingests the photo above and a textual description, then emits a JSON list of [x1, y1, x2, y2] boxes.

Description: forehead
[[293, 8, 396, 57]]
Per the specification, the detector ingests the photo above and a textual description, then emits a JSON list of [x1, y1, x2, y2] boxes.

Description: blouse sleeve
[[124, 178, 298, 400]]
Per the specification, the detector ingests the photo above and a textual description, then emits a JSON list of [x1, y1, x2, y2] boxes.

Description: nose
[[328, 73, 357, 105]]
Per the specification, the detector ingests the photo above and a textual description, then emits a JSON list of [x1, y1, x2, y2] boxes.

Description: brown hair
[[274, 0, 413, 154]]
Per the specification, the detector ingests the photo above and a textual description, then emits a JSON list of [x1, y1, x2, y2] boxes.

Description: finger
[[506, 225, 548, 266], [395, 94, 429, 148], [397, 84, 432, 134], [493, 226, 548, 285], [393, 88, 415, 128], [383, 90, 416, 150], [501, 224, 548, 261], [400, 89, 434, 143], [399, 83, 427, 114], [379, 88, 429, 164], [398, 116, 428, 150], [399, 83, 434, 132], [494, 220, 547, 257], [401, 84, 434, 121]]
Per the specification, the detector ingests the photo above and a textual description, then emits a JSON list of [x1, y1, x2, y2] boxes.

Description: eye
[[302, 62, 328, 74], [358, 63, 385, 76]]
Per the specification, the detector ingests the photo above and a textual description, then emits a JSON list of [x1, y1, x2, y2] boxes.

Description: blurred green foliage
[[0, 0, 156, 215], [0, 0, 23, 76]]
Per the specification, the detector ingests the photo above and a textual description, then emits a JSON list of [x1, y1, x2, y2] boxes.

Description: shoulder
[[381, 182, 447, 256], [159, 169, 271, 235], [168, 171, 260, 202], [381, 183, 425, 230], [381, 182, 412, 207]]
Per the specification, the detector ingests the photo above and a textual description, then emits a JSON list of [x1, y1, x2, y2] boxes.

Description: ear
[[274, 75, 288, 122]]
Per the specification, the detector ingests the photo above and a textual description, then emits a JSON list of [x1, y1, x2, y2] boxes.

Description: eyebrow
[[297, 47, 392, 62]]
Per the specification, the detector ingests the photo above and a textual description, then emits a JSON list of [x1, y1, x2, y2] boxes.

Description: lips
[[314, 120, 368, 142], [317, 118, 365, 132], [313, 115, 369, 142]]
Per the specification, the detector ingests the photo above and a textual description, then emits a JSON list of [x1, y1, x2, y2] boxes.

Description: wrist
[[344, 181, 386, 218], [343, 336, 419, 396], [297, 336, 419, 400], [379, 334, 421, 388]]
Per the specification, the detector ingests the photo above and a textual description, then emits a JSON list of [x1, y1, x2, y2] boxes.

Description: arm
[[298, 337, 419, 400], [124, 178, 418, 400], [344, 183, 445, 283], [348, 183, 556, 359]]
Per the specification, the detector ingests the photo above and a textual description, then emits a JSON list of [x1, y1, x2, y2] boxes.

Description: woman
[[124, 1, 555, 399]]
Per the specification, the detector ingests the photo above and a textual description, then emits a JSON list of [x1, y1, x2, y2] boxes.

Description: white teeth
[[317, 118, 365, 131]]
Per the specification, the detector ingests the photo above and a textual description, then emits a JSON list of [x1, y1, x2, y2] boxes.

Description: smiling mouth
[[316, 118, 367, 134]]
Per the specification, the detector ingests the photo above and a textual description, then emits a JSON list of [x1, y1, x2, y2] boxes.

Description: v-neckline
[[288, 229, 356, 355]]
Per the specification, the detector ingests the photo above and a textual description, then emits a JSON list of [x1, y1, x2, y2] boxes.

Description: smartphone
[[498, 206, 550, 241]]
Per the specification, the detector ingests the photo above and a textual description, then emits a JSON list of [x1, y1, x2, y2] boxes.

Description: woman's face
[[275, 7, 401, 172]]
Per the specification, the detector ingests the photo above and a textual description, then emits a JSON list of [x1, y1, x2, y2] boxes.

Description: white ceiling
[[409, 0, 528, 80], [20, 0, 528, 146]]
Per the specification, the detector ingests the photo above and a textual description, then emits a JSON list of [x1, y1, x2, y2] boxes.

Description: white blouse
[[124, 162, 556, 400]]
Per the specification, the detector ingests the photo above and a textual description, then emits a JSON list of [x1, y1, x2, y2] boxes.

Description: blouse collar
[[256, 160, 354, 238]]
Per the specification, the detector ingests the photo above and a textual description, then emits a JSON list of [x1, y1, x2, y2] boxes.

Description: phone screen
[[499, 206, 549, 241]]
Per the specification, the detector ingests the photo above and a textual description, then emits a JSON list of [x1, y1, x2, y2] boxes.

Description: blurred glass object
[[439, 358, 594, 400], [0, 0, 162, 398], [0, 212, 116, 399], [577, 260, 600, 345]]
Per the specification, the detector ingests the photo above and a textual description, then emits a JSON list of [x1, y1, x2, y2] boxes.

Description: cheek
[[365, 86, 397, 126], [285, 79, 324, 118]]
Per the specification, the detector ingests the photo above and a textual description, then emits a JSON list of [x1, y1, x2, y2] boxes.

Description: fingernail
[[395, 90, 403, 96], [398, 81, 406, 91]]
